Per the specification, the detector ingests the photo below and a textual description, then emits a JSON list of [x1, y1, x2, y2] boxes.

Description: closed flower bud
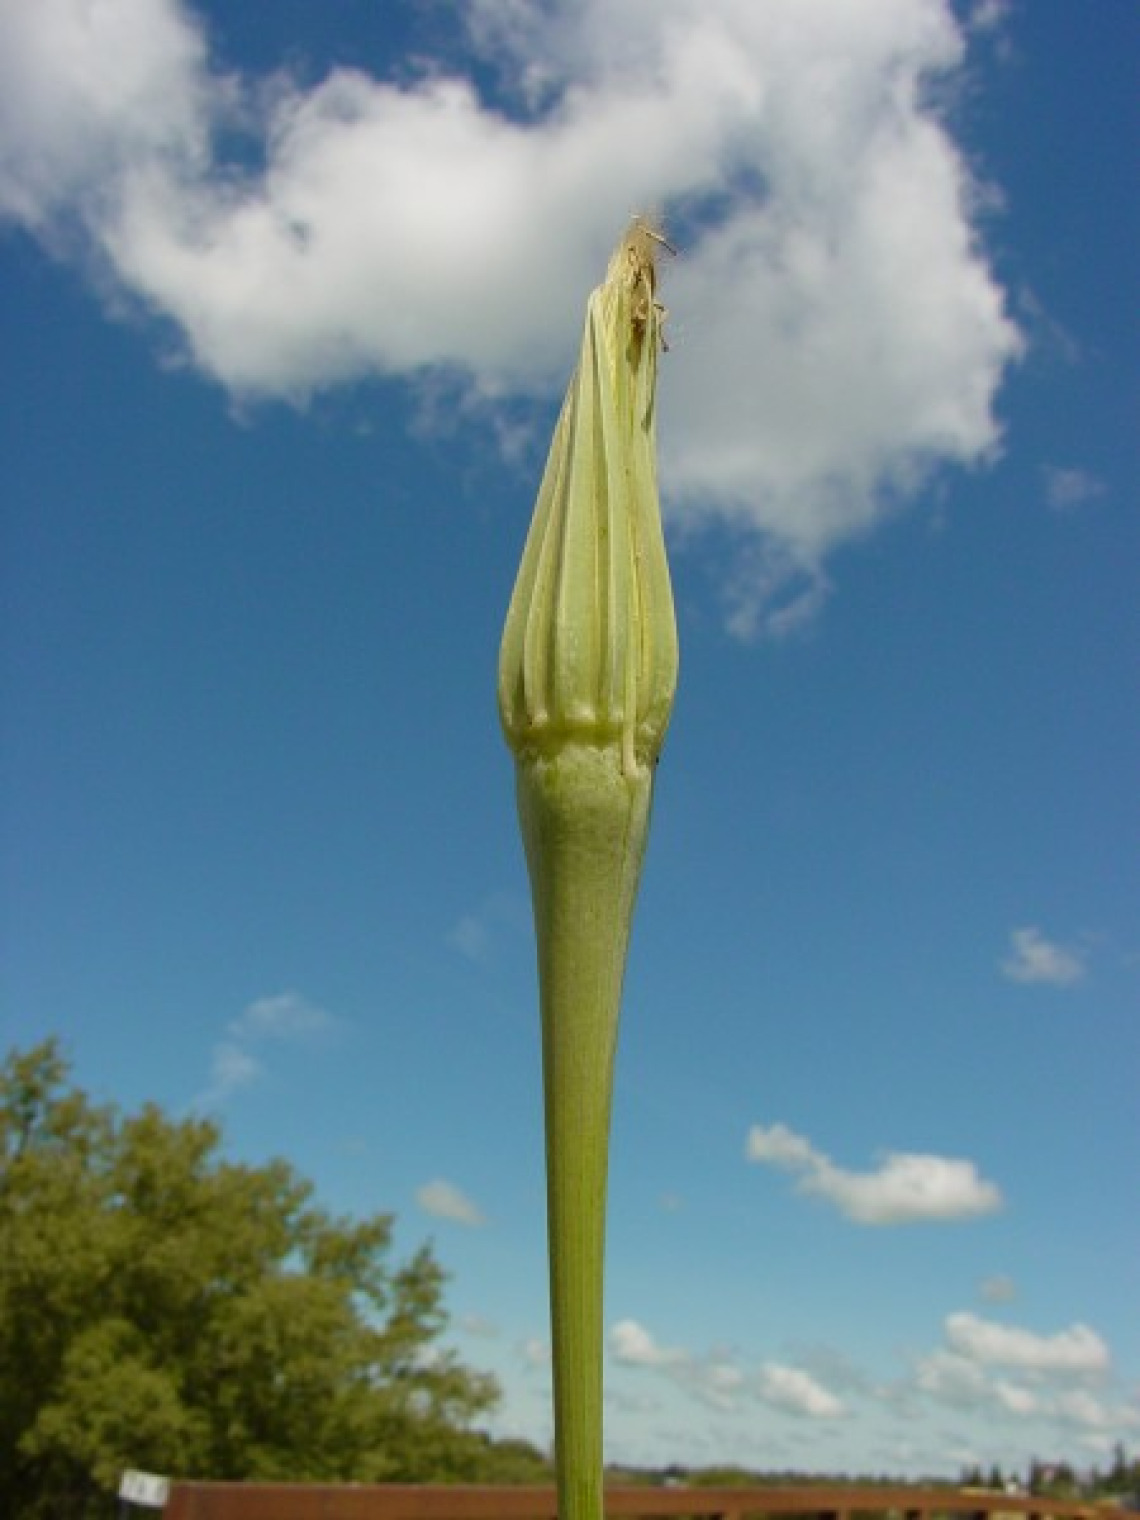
[[498, 219, 678, 777]]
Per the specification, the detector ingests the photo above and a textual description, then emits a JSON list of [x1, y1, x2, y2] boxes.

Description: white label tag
[[118, 1471, 171, 1508]]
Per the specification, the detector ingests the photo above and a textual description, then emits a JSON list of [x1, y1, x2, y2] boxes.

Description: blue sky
[[2, 0, 1138, 1481]]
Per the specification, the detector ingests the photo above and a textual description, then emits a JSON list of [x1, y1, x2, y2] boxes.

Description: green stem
[[516, 742, 653, 1520]]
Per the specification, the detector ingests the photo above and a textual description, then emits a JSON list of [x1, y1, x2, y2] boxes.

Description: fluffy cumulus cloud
[[944, 1312, 1109, 1374], [611, 1319, 688, 1371], [610, 1319, 841, 1419], [0, 0, 1023, 630], [604, 1307, 1139, 1463], [746, 1121, 1003, 1224], [1001, 926, 1086, 986], [758, 1363, 844, 1420], [913, 1310, 1140, 1443], [415, 1178, 488, 1228]]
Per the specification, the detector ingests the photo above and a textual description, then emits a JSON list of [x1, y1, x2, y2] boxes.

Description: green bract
[[498, 221, 678, 1520]]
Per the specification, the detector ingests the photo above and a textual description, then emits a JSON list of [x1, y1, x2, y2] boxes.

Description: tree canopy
[[0, 1040, 510, 1517]]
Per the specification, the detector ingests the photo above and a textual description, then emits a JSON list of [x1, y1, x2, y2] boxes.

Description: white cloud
[[0, 0, 213, 229], [746, 1121, 1003, 1224], [705, 1362, 746, 1396], [945, 1312, 1110, 1375], [238, 990, 335, 1040], [745, 1121, 820, 1170], [821, 1152, 1003, 1225], [196, 989, 336, 1107], [415, 1178, 487, 1227], [915, 1349, 1038, 1420], [912, 1312, 1138, 1445], [610, 1319, 842, 1419], [1002, 926, 1086, 986], [995, 1380, 1038, 1415], [967, 0, 1011, 36], [1054, 1390, 1140, 1434], [0, 0, 1022, 631], [206, 1040, 261, 1099], [1042, 465, 1106, 512], [915, 1347, 990, 1406], [610, 1319, 688, 1370], [758, 1362, 844, 1419]]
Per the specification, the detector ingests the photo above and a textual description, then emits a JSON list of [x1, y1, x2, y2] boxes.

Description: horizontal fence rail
[[164, 1481, 1115, 1520]]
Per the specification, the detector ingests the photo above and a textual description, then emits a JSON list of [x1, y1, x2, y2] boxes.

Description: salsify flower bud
[[498, 217, 678, 776], [498, 219, 678, 1520]]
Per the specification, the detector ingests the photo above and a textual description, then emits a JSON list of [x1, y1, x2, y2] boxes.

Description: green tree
[[0, 1041, 499, 1517], [470, 1435, 553, 1484]]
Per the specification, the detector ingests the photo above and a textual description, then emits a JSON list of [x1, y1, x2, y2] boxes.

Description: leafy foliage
[[0, 1041, 501, 1517]]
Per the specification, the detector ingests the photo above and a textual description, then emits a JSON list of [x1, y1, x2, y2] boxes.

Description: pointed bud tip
[[604, 215, 673, 303]]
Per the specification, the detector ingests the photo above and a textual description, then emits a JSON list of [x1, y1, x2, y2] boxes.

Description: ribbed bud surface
[[498, 221, 678, 776]]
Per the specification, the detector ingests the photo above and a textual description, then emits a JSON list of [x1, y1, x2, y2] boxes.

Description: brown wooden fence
[[164, 1481, 1112, 1520]]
